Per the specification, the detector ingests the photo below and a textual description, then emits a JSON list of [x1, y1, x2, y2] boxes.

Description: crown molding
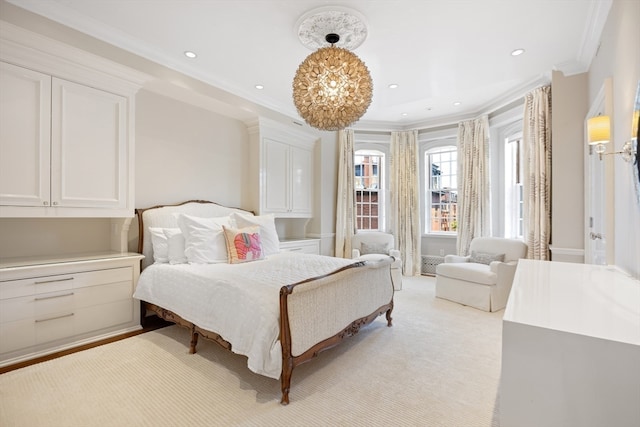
[[0, 21, 151, 94], [559, 0, 612, 76]]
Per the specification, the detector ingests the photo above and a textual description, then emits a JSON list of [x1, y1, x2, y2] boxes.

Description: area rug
[[0, 275, 503, 426]]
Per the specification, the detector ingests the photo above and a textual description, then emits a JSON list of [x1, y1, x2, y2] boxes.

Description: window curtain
[[456, 115, 490, 256], [390, 130, 421, 275], [522, 85, 552, 260], [334, 129, 356, 258]]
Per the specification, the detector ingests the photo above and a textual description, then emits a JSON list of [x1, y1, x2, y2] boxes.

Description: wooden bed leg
[[280, 357, 293, 405], [189, 330, 199, 354], [386, 308, 393, 327]]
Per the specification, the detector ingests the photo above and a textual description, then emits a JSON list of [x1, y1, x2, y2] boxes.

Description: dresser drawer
[[75, 299, 133, 336], [279, 239, 320, 254], [0, 267, 132, 299], [0, 290, 74, 323], [1, 312, 74, 354], [0, 297, 134, 355]]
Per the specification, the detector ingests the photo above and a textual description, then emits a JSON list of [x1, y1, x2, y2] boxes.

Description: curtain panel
[[523, 85, 552, 260], [456, 115, 491, 256], [390, 130, 422, 275], [334, 129, 356, 258]]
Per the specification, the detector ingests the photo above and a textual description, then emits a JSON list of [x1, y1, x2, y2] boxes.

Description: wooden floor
[[0, 316, 172, 375]]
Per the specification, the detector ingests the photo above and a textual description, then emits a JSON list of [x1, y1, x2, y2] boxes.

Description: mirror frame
[[633, 80, 640, 205]]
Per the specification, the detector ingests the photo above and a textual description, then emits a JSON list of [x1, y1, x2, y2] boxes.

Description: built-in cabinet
[[0, 253, 144, 367], [0, 62, 129, 215], [247, 118, 317, 218], [0, 22, 148, 218]]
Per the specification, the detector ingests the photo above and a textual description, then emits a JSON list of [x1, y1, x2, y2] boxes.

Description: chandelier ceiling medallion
[[292, 7, 373, 131]]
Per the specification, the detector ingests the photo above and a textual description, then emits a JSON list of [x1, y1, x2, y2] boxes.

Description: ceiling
[[6, 0, 610, 130]]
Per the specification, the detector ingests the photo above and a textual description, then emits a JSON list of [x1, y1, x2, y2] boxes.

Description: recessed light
[[453, 101, 461, 106], [388, 84, 399, 89], [255, 84, 264, 90], [511, 48, 525, 56], [401, 112, 408, 116], [184, 51, 197, 59], [425, 107, 432, 111]]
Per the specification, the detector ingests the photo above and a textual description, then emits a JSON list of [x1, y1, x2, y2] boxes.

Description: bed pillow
[[176, 213, 233, 264], [164, 228, 187, 264], [231, 212, 280, 256], [223, 225, 264, 264], [149, 227, 171, 264], [470, 251, 505, 265]]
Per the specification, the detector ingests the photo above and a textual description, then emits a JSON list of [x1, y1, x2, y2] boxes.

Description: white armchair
[[435, 237, 528, 312], [351, 232, 402, 290]]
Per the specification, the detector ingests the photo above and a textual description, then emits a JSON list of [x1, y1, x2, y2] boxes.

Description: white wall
[[588, 0, 640, 278], [135, 90, 248, 209], [550, 71, 589, 262]]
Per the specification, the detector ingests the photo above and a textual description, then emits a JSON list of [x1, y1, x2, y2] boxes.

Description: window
[[354, 150, 384, 230], [505, 135, 524, 238], [425, 146, 458, 233]]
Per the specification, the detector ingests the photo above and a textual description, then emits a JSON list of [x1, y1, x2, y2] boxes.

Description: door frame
[[584, 78, 615, 265]]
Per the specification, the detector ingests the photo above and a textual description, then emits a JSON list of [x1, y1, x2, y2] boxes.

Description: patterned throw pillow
[[223, 226, 264, 264], [470, 251, 505, 265], [360, 242, 390, 255]]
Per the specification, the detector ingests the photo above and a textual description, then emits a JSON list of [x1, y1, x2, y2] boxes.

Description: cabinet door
[[289, 145, 312, 215], [0, 62, 52, 207], [51, 78, 127, 209], [263, 138, 290, 214]]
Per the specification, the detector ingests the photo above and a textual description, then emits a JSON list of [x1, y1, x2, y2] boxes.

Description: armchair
[[435, 237, 528, 312], [351, 232, 402, 290]]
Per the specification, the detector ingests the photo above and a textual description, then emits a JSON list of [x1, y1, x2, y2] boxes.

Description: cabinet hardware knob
[[43, 201, 48, 206], [52, 201, 59, 206]]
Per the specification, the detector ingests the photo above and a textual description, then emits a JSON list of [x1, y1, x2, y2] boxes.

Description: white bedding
[[133, 251, 358, 379]]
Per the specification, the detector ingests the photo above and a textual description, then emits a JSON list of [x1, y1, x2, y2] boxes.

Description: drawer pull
[[34, 277, 74, 285], [289, 248, 302, 251], [34, 292, 74, 301], [35, 313, 74, 323]]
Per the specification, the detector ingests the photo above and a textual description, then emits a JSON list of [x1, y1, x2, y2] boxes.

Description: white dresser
[[0, 252, 144, 367], [500, 260, 640, 427]]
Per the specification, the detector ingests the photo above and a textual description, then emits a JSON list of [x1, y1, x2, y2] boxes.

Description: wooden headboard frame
[[135, 200, 253, 269]]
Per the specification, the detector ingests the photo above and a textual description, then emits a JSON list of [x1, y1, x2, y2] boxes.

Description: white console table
[[500, 260, 640, 427]]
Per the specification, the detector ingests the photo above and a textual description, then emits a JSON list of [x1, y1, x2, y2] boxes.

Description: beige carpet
[[0, 275, 503, 427]]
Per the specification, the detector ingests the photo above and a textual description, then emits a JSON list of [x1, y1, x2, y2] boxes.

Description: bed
[[132, 200, 395, 404]]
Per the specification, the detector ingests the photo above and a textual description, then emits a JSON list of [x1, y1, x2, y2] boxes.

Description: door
[[50, 78, 127, 209], [0, 62, 51, 207], [586, 145, 607, 265], [289, 145, 312, 215], [262, 138, 289, 214], [584, 79, 612, 265]]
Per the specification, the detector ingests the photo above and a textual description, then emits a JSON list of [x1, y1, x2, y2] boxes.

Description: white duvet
[[133, 252, 357, 379]]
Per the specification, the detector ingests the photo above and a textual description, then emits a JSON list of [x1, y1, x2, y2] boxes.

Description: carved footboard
[[279, 257, 395, 404]]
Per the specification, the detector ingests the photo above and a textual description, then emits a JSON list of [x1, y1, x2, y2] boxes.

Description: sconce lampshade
[[587, 115, 611, 145], [292, 34, 373, 131]]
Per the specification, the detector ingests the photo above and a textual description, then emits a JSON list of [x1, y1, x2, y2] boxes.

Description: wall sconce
[[587, 115, 637, 161], [587, 115, 610, 155]]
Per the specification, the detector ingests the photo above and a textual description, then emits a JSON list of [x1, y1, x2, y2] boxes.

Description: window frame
[[503, 130, 525, 239], [354, 148, 386, 232], [422, 138, 459, 236]]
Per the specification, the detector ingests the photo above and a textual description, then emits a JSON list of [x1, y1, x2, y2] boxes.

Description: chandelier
[[292, 8, 373, 131]]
